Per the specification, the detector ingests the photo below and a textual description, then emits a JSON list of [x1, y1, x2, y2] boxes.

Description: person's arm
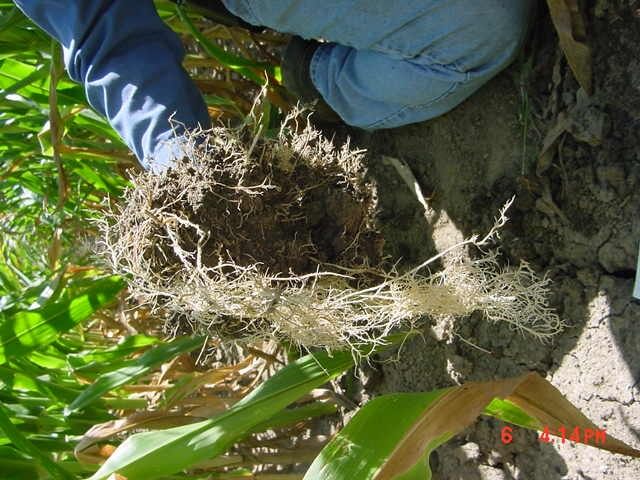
[[14, 0, 211, 172]]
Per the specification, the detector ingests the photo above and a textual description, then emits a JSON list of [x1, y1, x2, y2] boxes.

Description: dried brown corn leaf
[[546, 0, 592, 93]]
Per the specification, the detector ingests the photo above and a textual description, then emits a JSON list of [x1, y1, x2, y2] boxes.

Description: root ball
[[99, 114, 562, 354]]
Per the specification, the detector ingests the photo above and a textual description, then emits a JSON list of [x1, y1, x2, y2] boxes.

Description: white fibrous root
[[97, 112, 563, 356]]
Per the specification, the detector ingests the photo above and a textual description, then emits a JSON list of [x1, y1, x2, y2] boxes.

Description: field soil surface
[[332, 3, 640, 478]]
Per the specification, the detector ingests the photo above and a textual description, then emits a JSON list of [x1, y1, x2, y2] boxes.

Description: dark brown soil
[[142, 128, 383, 278]]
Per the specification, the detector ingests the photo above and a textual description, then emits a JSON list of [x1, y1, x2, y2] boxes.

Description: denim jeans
[[223, 0, 534, 128]]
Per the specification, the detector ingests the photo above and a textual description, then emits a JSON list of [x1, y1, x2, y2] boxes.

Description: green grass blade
[[65, 336, 205, 415], [0, 276, 125, 364], [0, 62, 47, 95], [66, 334, 159, 372], [0, 402, 75, 480], [175, 4, 271, 85], [0, 6, 24, 35], [88, 350, 354, 480], [0, 449, 43, 480]]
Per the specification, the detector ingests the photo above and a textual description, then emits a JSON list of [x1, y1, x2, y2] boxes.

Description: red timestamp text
[[500, 425, 607, 445]]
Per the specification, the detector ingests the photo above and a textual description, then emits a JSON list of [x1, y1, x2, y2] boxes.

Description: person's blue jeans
[[224, 0, 534, 129]]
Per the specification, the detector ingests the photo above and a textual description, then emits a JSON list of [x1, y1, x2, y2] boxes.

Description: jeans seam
[[364, 80, 459, 130], [227, 0, 260, 26], [245, 1, 259, 24], [370, 44, 471, 77], [309, 44, 330, 97]]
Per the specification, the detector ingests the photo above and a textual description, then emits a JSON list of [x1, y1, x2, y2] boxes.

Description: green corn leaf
[[0, 6, 25, 35], [0, 58, 83, 106], [175, 4, 272, 85], [26, 348, 68, 370], [0, 358, 101, 407], [0, 61, 47, 96], [0, 365, 58, 398], [88, 350, 354, 480], [65, 336, 204, 415], [249, 401, 338, 434], [305, 391, 450, 480], [0, 276, 125, 364], [0, 402, 75, 480], [69, 161, 123, 195], [66, 334, 160, 372], [0, 446, 44, 480], [483, 397, 540, 430], [70, 110, 126, 145]]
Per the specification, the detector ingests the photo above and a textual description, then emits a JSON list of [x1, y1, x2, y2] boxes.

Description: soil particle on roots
[[144, 128, 382, 278]]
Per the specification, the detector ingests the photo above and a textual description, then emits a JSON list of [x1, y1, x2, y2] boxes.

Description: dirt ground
[[331, 2, 640, 478]]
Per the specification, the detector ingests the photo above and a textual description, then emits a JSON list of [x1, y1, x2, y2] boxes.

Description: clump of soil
[[146, 128, 382, 277]]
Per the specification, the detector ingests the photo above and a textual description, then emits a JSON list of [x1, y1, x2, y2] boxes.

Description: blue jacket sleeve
[[14, 0, 211, 171]]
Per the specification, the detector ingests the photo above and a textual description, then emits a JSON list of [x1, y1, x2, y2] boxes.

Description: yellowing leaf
[[547, 0, 592, 93]]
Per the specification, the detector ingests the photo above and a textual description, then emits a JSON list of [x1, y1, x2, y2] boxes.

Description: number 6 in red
[[501, 426, 513, 444]]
